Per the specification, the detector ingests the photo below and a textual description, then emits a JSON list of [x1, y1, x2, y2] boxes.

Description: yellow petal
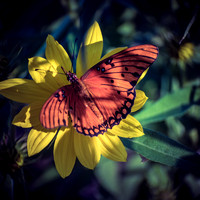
[[108, 115, 144, 138], [13, 102, 44, 128], [12, 105, 32, 128], [74, 131, 101, 169], [0, 78, 49, 103], [137, 68, 149, 84], [54, 127, 76, 178], [98, 133, 127, 162], [131, 90, 148, 112], [45, 35, 72, 85], [100, 47, 127, 61], [84, 21, 103, 45], [76, 21, 103, 77], [28, 57, 65, 91], [27, 103, 44, 127], [27, 126, 57, 156]]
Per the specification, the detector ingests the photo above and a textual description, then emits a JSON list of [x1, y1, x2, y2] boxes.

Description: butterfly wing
[[67, 90, 107, 136], [40, 85, 72, 129], [76, 44, 158, 133], [72, 82, 136, 134], [81, 44, 158, 83], [40, 83, 107, 136]]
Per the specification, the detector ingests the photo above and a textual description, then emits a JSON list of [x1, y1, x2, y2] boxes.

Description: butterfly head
[[61, 66, 78, 84], [66, 71, 78, 84]]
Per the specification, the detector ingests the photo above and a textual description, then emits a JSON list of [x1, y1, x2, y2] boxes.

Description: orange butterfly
[[40, 45, 158, 136]]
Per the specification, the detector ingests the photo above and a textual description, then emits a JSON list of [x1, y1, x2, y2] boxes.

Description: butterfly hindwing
[[79, 81, 136, 133], [40, 84, 107, 135], [40, 85, 72, 129], [68, 93, 107, 136]]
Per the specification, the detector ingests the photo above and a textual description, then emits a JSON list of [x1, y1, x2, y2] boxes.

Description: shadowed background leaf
[[134, 85, 200, 125]]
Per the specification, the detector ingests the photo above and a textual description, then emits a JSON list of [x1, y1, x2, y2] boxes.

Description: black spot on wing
[[130, 81, 137, 87], [132, 72, 140, 77], [105, 58, 113, 65]]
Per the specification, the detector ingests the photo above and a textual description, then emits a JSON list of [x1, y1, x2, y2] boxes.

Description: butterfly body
[[66, 72, 100, 111], [40, 45, 159, 136]]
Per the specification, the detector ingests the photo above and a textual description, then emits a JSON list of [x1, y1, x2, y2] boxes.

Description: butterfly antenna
[[61, 66, 67, 75]]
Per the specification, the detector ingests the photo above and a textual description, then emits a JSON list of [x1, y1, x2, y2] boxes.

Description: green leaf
[[134, 85, 200, 125], [121, 129, 200, 175]]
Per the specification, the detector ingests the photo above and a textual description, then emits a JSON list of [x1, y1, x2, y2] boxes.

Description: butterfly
[[40, 44, 158, 136]]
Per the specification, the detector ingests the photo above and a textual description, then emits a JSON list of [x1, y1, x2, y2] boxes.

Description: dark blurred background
[[0, 0, 200, 199]]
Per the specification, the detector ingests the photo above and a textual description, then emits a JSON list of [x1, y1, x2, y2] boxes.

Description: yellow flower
[[178, 42, 194, 62], [0, 21, 148, 178]]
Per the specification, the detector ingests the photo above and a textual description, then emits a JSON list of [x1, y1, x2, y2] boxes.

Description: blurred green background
[[0, 0, 200, 199]]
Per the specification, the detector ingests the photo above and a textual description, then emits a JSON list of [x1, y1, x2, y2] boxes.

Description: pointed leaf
[[121, 128, 200, 175], [134, 86, 200, 125]]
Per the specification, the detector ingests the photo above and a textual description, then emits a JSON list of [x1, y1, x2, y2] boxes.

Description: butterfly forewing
[[81, 44, 158, 83]]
